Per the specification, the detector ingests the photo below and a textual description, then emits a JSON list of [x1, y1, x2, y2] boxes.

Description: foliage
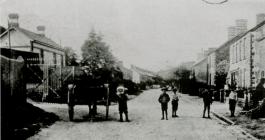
[[81, 30, 116, 73], [64, 47, 79, 66], [174, 66, 191, 80], [215, 60, 229, 90]]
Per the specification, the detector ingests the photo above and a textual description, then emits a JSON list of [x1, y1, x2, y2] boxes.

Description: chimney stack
[[235, 19, 248, 34], [228, 26, 237, 40], [36, 26, 45, 36], [256, 13, 265, 25], [8, 13, 19, 28]]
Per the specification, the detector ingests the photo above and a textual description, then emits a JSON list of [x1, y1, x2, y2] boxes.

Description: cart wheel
[[68, 105, 74, 121]]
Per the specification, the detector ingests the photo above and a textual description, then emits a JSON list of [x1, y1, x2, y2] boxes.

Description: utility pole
[[7, 19, 12, 96]]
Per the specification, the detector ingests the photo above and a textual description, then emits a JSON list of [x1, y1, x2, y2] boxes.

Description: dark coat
[[255, 83, 265, 101], [202, 90, 212, 105], [117, 94, 128, 112], [158, 93, 170, 104]]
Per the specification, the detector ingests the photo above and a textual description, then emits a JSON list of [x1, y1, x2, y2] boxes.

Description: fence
[[25, 58, 73, 102]]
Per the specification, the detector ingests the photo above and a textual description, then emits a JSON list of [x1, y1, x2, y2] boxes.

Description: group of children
[[158, 87, 180, 120], [116, 85, 180, 122]]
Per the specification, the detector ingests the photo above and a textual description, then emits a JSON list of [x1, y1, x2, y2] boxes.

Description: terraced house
[[228, 16, 265, 88]]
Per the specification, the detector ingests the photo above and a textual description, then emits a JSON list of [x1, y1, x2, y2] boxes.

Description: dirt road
[[29, 89, 245, 140]]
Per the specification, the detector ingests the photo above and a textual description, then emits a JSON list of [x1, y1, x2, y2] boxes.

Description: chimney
[[235, 19, 248, 34], [256, 13, 265, 25], [8, 13, 19, 28], [36, 26, 45, 36], [228, 26, 237, 40]]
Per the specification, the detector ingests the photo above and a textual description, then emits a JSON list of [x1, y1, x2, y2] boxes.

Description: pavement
[[28, 89, 253, 140]]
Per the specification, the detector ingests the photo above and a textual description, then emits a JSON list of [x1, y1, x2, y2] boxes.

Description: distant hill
[[157, 61, 195, 80]]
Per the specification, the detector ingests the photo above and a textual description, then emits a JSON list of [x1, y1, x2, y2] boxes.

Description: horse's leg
[[88, 103, 92, 117], [93, 101, 97, 115]]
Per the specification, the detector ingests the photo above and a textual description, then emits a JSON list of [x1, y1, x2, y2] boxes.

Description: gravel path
[[28, 89, 245, 140]]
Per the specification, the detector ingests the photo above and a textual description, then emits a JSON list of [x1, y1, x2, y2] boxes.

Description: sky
[[0, 0, 265, 72]]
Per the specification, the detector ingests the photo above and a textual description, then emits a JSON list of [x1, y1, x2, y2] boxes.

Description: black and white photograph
[[0, 0, 265, 139]]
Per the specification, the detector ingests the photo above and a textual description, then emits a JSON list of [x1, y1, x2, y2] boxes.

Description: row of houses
[[116, 61, 157, 84], [192, 13, 265, 89]]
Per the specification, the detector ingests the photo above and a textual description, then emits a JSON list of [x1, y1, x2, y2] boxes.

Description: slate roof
[[0, 27, 64, 51], [131, 65, 156, 77]]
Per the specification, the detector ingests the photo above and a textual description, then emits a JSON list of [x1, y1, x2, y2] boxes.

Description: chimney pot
[[257, 13, 265, 25], [37, 26, 45, 36], [8, 13, 19, 28]]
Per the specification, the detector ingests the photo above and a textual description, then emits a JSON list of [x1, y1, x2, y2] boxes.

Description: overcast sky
[[0, 0, 265, 72]]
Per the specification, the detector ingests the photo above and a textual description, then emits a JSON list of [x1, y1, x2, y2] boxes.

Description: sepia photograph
[[0, 0, 265, 139]]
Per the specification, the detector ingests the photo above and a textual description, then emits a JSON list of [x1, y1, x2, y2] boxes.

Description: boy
[[229, 88, 238, 117], [158, 87, 170, 120], [202, 88, 212, 118], [171, 88, 179, 117], [116, 85, 129, 122]]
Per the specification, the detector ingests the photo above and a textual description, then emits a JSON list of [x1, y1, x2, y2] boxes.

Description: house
[[116, 61, 132, 80], [131, 65, 156, 84], [192, 57, 208, 84], [228, 19, 265, 88], [0, 13, 65, 66]]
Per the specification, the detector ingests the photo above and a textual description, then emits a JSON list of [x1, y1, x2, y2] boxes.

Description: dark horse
[[67, 66, 123, 121]]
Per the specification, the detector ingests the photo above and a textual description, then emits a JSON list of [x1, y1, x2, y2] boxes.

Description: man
[[253, 78, 265, 108], [202, 88, 213, 118], [158, 87, 170, 120], [116, 85, 129, 122]]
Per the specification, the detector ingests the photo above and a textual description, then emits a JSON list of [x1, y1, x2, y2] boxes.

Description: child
[[171, 88, 179, 117], [158, 87, 170, 120], [202, 88, 212, 118], [229, 88, 238, 117], [116, 85, 129, 122]]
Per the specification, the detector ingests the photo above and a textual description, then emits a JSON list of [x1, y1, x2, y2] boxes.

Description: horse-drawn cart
[[66, 66, 121, 121]]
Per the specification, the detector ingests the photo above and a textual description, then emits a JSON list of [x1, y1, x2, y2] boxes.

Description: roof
[[131, 65, 156, 77], [0, 27, 64, 51], [193, 57, 207, 67], [210, 20, 265, 55]]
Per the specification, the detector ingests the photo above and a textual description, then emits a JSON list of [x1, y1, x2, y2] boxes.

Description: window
[[53, 53, 57, 65], [235, 44, 238, 63], [40, 49, 44, 64], [238, 41, 242, 61], [243, 38, 246, 59]]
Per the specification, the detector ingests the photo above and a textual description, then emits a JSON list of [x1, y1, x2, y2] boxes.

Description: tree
[[81, 30, 116, 73], [215, 60, 229, 90], [64, 47, 78, 66], [174, 67, 192, 94]]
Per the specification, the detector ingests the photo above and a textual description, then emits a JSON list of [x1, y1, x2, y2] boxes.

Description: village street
[[29, 89, 247, 140]]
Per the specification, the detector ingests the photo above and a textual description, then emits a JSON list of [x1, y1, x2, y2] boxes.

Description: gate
[[25, 58, 73, 102]]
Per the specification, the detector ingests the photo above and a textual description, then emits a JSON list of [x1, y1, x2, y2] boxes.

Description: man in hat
[[158, 87, 170, 120], [116, 85, 129, 122]]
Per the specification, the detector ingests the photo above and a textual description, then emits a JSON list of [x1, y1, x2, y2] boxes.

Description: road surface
[[29, 89, 246, 140]]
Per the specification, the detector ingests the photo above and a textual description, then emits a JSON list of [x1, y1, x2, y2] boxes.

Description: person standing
[[116, 85, 129, 122], [158, 88, 170, 120], [202, 88, 212, 118], [243, 88, 251, 111], [171, 88, 179, 117], [229, 88, 238, 117], [253, 78, 265, 108]]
